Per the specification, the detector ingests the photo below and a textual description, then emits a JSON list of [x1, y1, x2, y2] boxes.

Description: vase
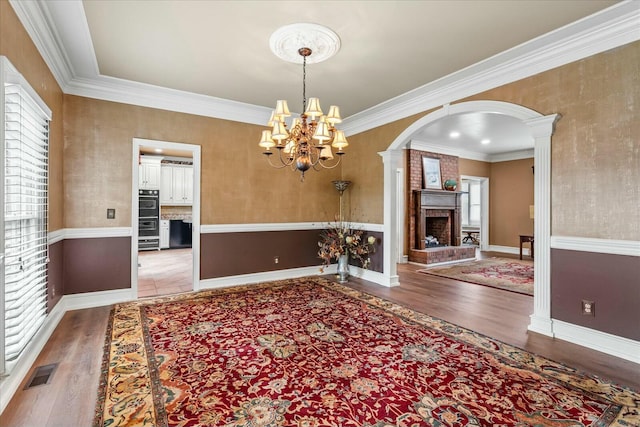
[[337, 253, 349, 283], [443, 179, 457, 191]]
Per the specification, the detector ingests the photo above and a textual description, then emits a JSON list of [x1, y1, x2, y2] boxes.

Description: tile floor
[[138, 248, 193, 298]]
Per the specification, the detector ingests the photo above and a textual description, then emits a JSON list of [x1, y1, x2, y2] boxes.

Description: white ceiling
[[13, 0, 637, 159]]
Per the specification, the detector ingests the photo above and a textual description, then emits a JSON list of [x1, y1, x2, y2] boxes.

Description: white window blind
[[1, 57, 51, 374]]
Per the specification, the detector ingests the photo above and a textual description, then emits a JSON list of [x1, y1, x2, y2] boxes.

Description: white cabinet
[[160, 164, 193, 205], [160, 220, 170, 249], [139, 156, 162, 189]]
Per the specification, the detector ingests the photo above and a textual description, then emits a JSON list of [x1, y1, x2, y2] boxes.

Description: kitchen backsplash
[[161, 205, 192, 220]]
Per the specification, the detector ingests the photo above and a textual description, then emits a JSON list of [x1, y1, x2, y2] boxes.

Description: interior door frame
[[460, 175, 490, 251], [131, 138, 202, 297]]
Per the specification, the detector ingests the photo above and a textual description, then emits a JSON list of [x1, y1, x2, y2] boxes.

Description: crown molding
[[410, 140, 534, 163], [64, 75, 272, 126], [8, 0, 75, 90], [10, 1, 640, 133], [341, 1, 640, 135]]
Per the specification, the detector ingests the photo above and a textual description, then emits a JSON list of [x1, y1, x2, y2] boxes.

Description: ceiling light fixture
[[481, 138, 491, 144], [449, 131, 461, 138], [259, 23, 347, 181]]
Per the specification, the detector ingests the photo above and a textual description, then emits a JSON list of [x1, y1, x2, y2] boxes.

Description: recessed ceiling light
[[481, 139, 491, 145], [449, 131, 460, 138], [154, 148, 163, 153]]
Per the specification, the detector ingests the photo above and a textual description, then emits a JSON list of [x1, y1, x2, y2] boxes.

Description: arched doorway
[[379, 100, 559, 337]]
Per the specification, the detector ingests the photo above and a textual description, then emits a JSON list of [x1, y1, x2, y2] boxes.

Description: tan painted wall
[[4, 0, 637, 242], [463, 42, 640, 240], [489, 159, 535, 246], [459, 158, 491, 178], [342, 112, 425, 224], [345, 41, 639, 241], [63, 96, 341, 228], [0, 0, 64, 231], [459, 158, 534, 248]]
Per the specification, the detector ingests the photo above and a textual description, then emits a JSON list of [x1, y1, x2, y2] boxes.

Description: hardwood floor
[[138, 248, 192, 297], [1, 256, 638, 426]]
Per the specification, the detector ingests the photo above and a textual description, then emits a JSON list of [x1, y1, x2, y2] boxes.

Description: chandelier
[[258, 24, 347, 181]]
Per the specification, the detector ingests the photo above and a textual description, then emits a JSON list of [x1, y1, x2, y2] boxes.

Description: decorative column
[[526, 113, 560, 337], [378, 149, 402, 287]]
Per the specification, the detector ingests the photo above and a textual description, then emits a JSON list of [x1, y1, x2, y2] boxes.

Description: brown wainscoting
[[47, 240, 64, 310], [62, 237, 131, 294], [551, 248, 640, 341], [200, 229, 384, 279]]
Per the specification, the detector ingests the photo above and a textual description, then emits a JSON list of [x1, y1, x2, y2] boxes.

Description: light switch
[[107, 208, 115, 219]]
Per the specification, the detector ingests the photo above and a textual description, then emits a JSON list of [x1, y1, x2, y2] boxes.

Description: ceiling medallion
[[269, 23, 341, 64]]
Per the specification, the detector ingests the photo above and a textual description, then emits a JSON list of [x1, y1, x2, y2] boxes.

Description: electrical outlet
[[274, 256, 279, 264], [581, 300, 595, 317], [107, 208, 115, 219]]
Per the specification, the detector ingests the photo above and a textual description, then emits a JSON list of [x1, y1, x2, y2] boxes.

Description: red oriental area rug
[[417, 258, 534, 295], [93, 277, 639, 427]]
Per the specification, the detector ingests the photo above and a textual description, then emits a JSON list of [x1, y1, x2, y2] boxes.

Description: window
[[461, 179, 481, 227], [1, 57, 51, 374]]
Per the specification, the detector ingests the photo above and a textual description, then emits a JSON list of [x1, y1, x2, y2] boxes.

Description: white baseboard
[[198, 264, 390, 289], [488, 245, 531, 256], [198, 265, 327, 290], [0, 288, 134, 415], [63, 288, 134, 311], [0, 299, 66, 414], [552, 319, 640, 364]]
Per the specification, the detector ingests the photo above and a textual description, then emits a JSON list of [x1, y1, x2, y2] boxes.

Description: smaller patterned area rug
[[417, 258, 534, 295]]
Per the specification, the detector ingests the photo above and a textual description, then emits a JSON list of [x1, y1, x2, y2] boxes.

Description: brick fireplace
[[407, 150, 476, 265]]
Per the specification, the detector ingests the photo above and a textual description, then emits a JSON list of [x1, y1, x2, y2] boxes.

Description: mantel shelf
[[416, 189, 464, 194]]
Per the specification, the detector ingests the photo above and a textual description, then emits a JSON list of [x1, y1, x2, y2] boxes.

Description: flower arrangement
[[318, 220, 377, 272]]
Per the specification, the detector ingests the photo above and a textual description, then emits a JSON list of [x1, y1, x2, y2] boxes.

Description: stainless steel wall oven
[[138, 189, 160, 250]]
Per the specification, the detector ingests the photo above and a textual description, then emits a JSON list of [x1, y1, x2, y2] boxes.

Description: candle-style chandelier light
[[258, 24, 347, 181]]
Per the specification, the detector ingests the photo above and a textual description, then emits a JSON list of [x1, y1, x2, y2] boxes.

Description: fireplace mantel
[[416, 189, 463, 210], [414, 189, 462, 249]]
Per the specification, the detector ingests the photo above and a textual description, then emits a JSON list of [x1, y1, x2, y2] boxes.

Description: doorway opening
[[131, 138, 201, 298]]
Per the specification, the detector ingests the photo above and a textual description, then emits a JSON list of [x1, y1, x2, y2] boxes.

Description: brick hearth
[[409, 246, 476, 265]]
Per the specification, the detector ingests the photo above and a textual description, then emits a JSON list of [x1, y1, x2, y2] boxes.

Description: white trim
[[59, 227, 132, 239], [1, 57, 52, 119], [11, 1, 639, 135], [131, 138, 201, 295], [202, 222, 326, 233], [0, 288, 133, 414], [460, 175, 490, 252], [552, 320, 640, 364], [551, 236, 640, 257], [67, 75, 271, 127], [395, 167, 406, 263], [0, 297, 65, 414], [201, 222, 384, 234], [48, 229, 65, 245], [345, 266, 387, 287], [200, 266, 326, 289], [46, 223, 386, 240], [62, 288, 133, 311], [488, 245, 531, 257], [6, 1, 74, 94]]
